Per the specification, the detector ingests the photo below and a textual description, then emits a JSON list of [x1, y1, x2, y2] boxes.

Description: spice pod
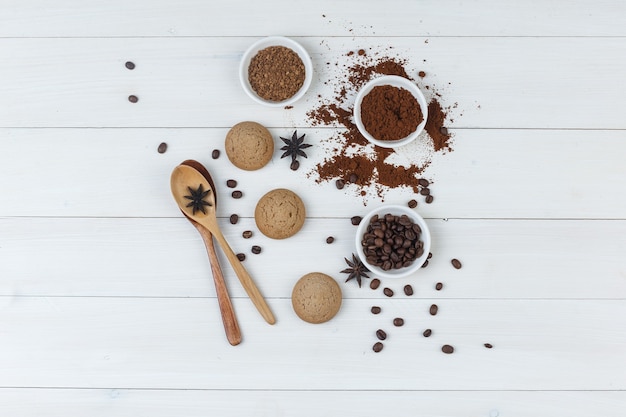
[[353, 75, 428, 148], [239, 36, 313, 107]]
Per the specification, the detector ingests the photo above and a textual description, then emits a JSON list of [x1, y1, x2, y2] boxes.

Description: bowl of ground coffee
[[239, 36, 313, 107], [353, 75, 428, 148], [355, 204, 431, 279]]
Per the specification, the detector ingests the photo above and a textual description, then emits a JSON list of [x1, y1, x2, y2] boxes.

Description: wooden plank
[[0, 388, 624, 417], [1, 37, 626, 128], [0, 297, 624, 390], [0, 128, 624, 218], [1, 217, 625, 299], [1, 0, 625, 37]]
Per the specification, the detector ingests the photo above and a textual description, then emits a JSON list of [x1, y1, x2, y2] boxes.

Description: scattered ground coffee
[[248, 46, 305, 102]]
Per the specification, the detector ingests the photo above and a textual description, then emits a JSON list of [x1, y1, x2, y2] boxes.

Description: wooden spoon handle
[[193, 223, 242, 345]]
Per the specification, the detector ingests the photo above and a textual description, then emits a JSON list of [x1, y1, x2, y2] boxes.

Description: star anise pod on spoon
[[341, 253, 370, 287], [280, 130, 312, 171], [184, 184, 212, 215]]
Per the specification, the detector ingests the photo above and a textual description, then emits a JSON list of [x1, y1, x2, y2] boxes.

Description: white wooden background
[[1, 1, 626, 416]]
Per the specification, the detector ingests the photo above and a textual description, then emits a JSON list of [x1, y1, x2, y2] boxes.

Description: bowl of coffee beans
[[239, 36, 313, 107], [355, 205, 431, 279], [353, 75, 428, 148]]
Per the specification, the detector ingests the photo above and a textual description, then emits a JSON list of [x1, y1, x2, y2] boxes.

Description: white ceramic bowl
[[353, 75, 428, 148], [355, 205, 431, 279], [239, 36, 313, 107]]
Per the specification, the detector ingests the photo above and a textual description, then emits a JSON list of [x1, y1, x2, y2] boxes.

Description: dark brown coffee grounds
[[425, 99, 453, 152], [360, 85, 423, 141], [248, 46, 305, 102]]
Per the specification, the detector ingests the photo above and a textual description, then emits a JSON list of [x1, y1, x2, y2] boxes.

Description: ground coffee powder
[[249, 46, 305, 102], [360, 85, 423, 141]]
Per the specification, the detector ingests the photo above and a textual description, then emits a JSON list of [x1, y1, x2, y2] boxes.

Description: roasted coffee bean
[[251, 245, 262, 254], [371, 306, 381, 314], [429, 304, 438, 315], [435, 282, 443, 291], [157, 142, 167, 154], [403, 284, 413, 296], [226, 179, 237, 188], [125, 61, 135, 70], [373, 342, 384, 352], [236, 253, 246, 261], [451, 258, 462, 269], [242, 230, 253, 239], [326, 236, 334, 244], [484, 343, 493, 349], [370, 279, 381, 290], [418, 178, 429, 187], [232, 190, 243, 199], [376, 329, 387, 340], [421, 260, 429, 268], [393, 318, 404, 327], [349, 173, 358, 183], [128, 95, 138, 103], [423, 329, 432, 337], [440, 127, 449, 136], [420, 187, 430, 196], [212, 149, 220, 159], [335, 179, 345, 189], [229, 214, 239, 224], [427, 252, 432, 259], [290, 160, 300, 171], [442, 344, 454, 354], [425, 195, 434, 204], [351, 216, 362, 225], [408, 199, 418, 208], [383, 287, 394, 297]]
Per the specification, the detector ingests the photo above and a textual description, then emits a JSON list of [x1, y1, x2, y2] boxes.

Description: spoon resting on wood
[[179, 159, 241, 345], [170, 163, 276, 325]]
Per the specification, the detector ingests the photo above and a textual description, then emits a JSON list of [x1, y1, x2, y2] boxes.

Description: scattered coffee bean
[[349, 173, 358, 183], [484, 343, 493, 349], [427, 252, 432, 259], [125, 61, 135, 70], [226, 179, 237, 188], [157, 142, 167, 154], [373, 342, 384, 352], [423, 329, 432, 337], [383, 288, 394, 297], [429, 304, 438, 315], [421, 260, 429, 268], [128, 95, 138, 103], [451, 258, 462, 269], [335, 179, 345, 189], [212, 149, 220, 159], [425, 195, 434, 204], [408, 199, 418, 208], [418, 178, 429, 187], [435, 282, 443, 291], [351, 216, 362, 225], [393, 318, 404, 327], [370, 278, 381, 290], [403, 284, 413, 296], [442, 344, 454, 354], [229, 214, 239, 224], [376, 329, 387, 340], [290, 160, 300, 171], [371, 306, 381, 314], [326, 236, 335, 244], [236, 253, 246, 261], [420, 187, 430, 196], [232, 190, 243, 199], [242, 230, 253, 239], [440, 126, 449, 136], [251, 245, 262, 254]]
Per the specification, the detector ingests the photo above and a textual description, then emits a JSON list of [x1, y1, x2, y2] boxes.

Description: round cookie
[[225, 121, 274, 171], [254, 188, 305, 239], [291, 272, 342, 324]]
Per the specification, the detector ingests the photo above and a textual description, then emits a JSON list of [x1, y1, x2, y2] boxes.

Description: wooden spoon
[[179, 160, 241, 346], [170, 163, 276, 325]]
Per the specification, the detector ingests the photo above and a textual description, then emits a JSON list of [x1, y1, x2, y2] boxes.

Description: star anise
[[341, 253, 370, 287], [280, 130, 312, 170], [184, 184, 212, 215]]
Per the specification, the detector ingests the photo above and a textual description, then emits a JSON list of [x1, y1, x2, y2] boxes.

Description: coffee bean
[[451, 258, 462, 269], [423, 329, 432, 337], [442, 344, 454, 354], [157, 142, 167, 154], [351, 216, 362, 225], [236, 253, 246, 261], [440, 126, 449, 136], [420, 187, 430, 196], [128, 95, 138, 103], [425, 195, 434, 204], [408, 199, 418, 208], [421, 260, 429, 268], [232, 190, 243, 199], [427, 252, 432, 259], [125, 61, 135, 70], [429, 304, 438, 315], [229, 214, 239, 224], [335, 179, 345, 189], [383, 288, 394, 297], [435, 282, 443, 291], [226, 179, 237, 188], [370, 279, 381, 290], [212, 149, 220, 159], [326, 236, 334, 244], [349, 173, 358, 183], [418, 178, 429, 187], [484, 343, 493, 349], [242, 230, 253, 239], [371, 306, 381, 314], [251, 245, 261, 254], [376, 329, 387, 340], [373, 342, 384, 352], [403, 284, 413, 296], [290, 160, 300, 171], [393, 318, 404, 327]]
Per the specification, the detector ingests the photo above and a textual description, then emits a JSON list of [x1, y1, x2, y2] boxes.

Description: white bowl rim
[[353, 75, 428, 148], [354, 204, 431, 279], [239, 36, 313, 107]]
